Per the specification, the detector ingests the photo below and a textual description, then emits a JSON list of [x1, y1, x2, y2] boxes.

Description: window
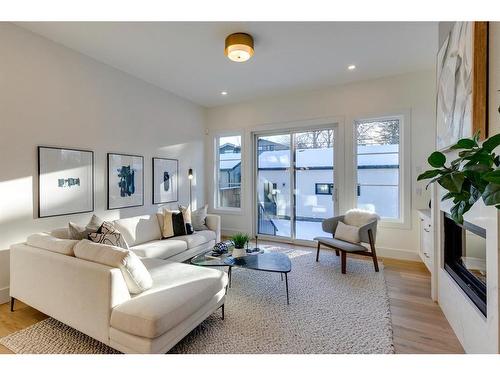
[[215, 135, 242, 209], [355, 117, 401, 220], [315, 183, 334, 195]]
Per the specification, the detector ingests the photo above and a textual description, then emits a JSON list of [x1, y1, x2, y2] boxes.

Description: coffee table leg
[[280, 273, 283, 281], [284, 273, 289, 305], [228, 266, 232, 288]]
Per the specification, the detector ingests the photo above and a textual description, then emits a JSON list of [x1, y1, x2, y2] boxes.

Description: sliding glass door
[[256, 127, 337, 242]]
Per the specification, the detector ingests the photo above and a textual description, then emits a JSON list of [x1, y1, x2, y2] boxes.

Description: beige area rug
[[0, 246, 394, 354]]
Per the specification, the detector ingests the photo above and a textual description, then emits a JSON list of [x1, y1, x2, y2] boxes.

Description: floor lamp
[[188, 168, 193, 208]]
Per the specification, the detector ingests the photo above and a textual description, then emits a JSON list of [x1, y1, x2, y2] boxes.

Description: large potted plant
[[417, 132, 500, 224]]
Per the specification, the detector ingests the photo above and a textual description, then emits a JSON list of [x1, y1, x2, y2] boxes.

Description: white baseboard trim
[[376, 246, 420, 261], [0, 286, 10, 305], [221, 229, 421, 262]]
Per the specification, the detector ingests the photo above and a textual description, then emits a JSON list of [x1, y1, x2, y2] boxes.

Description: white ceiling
[[17, 22, 438, 107]]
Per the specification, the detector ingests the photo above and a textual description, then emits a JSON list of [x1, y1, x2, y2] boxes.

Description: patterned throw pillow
[[179, 205, 194, 234], [162, 209, 187, 238], [88, 221, 129, 249], [68, 214, 104, 240]]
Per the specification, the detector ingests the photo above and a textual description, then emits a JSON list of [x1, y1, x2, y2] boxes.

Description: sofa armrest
[[10, 243, 130, 344], [205, 214, 221, 242]]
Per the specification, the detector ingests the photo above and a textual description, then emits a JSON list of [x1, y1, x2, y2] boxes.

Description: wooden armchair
[[314, 215, 379, 274]]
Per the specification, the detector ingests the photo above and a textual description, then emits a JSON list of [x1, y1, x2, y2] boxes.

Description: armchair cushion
[[313, 237, 367, 252]]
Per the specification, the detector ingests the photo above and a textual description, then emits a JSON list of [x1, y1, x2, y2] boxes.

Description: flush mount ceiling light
[[348, 64, 356, 70], [221, 91, 228, 96], [225, 33, 254, 62]]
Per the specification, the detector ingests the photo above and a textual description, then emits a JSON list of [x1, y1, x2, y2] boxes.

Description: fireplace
[[443, 212, 487, 316]]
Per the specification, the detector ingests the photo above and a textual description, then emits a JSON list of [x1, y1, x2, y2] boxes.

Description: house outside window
[[215, 135, 242, 209], [355, 117, 401, 220], [315, 183, 334, 195]]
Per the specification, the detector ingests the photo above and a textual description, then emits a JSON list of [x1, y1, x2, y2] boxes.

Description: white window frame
[[213, 132, 244, 214], [353, 113, 411, 229]]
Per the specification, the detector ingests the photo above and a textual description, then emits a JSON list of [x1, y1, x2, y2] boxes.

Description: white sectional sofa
[[9, 213, 227, 354]]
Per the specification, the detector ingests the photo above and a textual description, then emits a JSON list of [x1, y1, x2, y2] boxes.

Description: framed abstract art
[[38, 146, 94, 218], [436, 22, 488, 150], [152, 157, 178, 204], [107, 153, 144, 210]]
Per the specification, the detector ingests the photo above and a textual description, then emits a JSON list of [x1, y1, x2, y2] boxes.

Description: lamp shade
[[225, 33, 254, 62]]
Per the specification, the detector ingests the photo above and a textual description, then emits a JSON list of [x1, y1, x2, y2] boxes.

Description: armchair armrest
[[321, 215, 345, 235], [205, 214, 221, 242], [358, 220, 378, 244]]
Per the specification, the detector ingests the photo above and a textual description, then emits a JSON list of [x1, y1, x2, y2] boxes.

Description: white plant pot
[[232, 248, 247, 258]]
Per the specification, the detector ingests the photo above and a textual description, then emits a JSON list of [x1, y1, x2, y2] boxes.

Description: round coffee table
[[191, 250, 292, 304]]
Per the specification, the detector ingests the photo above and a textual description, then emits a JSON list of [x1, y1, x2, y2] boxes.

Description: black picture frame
[[152, 157, 179, 204], [107, 152, 144, 210], [37, 146, 94, 218]]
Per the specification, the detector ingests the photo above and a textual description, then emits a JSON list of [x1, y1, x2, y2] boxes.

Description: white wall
[[205, 70, 437, 260], [0, 23, 206, 303]]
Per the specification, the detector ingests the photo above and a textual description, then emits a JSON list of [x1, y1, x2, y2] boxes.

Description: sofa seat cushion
[[314, 236, 367, 252], [174, 230, 216, 249], [130, 239, 187, 259], [113, 215, 162, 247], [110, 262, 227, 339]]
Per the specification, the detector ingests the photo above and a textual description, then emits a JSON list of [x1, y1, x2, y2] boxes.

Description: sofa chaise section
[[109, 258, 227, 353]]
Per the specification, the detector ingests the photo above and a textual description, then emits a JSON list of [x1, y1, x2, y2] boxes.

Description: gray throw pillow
[[192, 205, 209, 231], [68, 214, 104, 240]]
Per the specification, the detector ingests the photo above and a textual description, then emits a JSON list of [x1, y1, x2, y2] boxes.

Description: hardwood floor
[[0, 245, 464, 354]]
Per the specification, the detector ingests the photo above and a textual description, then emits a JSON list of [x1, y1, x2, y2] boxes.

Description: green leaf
[[450, 138, 477, 150], [428, 151, 446, 168], [482, 170, 500, 184], [482, 183, 500, 206], [482, 133, 500, 152], [438, 172, 465, 193], [494, 155, 500, 167], [450, 201, 472, 224], [441, 192, 455, 201], [417, 169, 441, 181]]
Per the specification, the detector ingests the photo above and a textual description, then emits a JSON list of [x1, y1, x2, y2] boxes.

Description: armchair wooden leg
[[316, 242, 321, 262], [10, 297, 15, 312], [335, 250, 340, 256], [341, 251, 347, 274], [368, 230, 379, 272]]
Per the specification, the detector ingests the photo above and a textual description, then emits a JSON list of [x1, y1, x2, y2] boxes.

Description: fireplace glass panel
[[462, 230, 487, 285]]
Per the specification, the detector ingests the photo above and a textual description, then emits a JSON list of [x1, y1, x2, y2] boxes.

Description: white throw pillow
[[334, 222, 361, 244], [74, 239, 153, 294], [27, 233, 78, 256]]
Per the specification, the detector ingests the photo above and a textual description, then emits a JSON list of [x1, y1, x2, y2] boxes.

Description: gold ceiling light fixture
[[225, 33, 254, 62]]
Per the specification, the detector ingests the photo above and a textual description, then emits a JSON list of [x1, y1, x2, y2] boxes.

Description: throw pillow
[[179, 205, 194, 234], [191, 204, 209, 231], [74, 239, 153, 294], [334, 221, 361, 244], [68, 214, 104, 240], [88, 221, 129, 249], [162, 209, 187, 238]]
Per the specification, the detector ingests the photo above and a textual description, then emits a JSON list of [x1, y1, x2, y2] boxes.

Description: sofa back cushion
[[74, 239, 153, 294], [27, 233, 78, 256], [112, 215, 161, 247]]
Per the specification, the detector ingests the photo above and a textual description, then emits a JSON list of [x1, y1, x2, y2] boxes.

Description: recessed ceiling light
[[221, 91, 228, 96], [348, 65, 356, 70]]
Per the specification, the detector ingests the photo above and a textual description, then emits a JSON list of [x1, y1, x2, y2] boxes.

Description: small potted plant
[[230, 233, 250, 258]]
